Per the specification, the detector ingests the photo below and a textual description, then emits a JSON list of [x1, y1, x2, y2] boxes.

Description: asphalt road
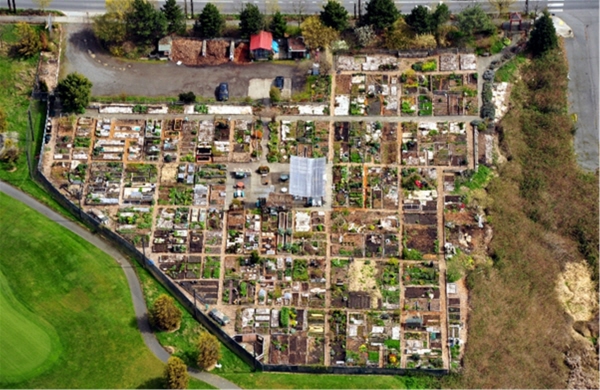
[[0, 181, 242, 390], [561, 10, 599, 171], [13, 0, 598, 15]]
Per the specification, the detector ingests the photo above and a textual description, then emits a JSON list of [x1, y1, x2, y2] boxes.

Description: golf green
[[0, 269, 61, 382]]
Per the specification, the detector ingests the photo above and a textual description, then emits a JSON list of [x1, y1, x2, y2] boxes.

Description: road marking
[[548, 3, 564, 7], [550, 8, 564, 12]]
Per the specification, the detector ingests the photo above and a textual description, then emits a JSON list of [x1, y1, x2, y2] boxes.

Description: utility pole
[[190, 0, 194, 18], [183, 0, 188, 19], [525, 0, 529, 15]]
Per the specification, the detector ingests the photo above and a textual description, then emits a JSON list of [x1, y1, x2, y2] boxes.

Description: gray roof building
[[289, 156, 326, 198]]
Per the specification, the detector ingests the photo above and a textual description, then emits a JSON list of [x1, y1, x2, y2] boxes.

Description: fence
[[30, 106, 449, 378]]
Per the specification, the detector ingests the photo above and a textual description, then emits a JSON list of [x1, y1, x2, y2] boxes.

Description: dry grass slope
[[446, 45, 599, 388]]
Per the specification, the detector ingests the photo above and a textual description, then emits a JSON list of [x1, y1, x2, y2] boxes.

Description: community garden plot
[[113, 206, 153, 246], [366, 166, 399, 210], [402, 262, 440, 286], [328, 310, 348, 365], [53, 116, 76, 160], [417, 122, 469, 166], [330, 210, 400, 257], [179, 120, 198, 162], [402, 327, 444, 369], [403, 225, 438, 257], [332, 165, 364, 208], [279, 120, 329, 161], [232, 119, 253, 162], [403, 286, 441, 312], [86, 162, 123, 205], [162, 120, 180, 162], [72, 117, 93, 160]]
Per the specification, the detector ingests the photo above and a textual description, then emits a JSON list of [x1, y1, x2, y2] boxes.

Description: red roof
[[250, 31, 273, 51]]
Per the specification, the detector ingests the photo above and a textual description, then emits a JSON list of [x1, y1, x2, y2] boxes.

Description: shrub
[[269, 86, 281, 103], [164, 356, 189, 389], [196, 331, 221, 370], [178, 91, 196, 104], [150, 294, 182, 331]]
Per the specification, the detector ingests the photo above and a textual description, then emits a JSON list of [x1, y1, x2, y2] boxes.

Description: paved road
[[561, 9, 599, 172], [11, 0, 596, 16], [0, 181, 242, 390]]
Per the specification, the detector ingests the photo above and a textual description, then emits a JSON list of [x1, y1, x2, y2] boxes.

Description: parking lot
[[64, 25, 306, 99]]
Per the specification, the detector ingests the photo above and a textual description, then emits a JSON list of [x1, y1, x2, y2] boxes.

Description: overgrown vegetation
[[446, 45, 599, 388]]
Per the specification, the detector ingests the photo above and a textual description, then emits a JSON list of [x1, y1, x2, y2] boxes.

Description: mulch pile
[[171, 38, 249, 66]]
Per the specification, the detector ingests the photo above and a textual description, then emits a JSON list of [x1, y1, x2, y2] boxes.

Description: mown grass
[[0, 24, 74, 219], [445, 46, 599, 388], [135, 263, 252, 374], [0, 193, 214, 388], [221, 372, 440, 389]]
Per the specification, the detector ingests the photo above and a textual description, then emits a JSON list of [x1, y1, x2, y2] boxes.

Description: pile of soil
[[171, 38, 249, 66]]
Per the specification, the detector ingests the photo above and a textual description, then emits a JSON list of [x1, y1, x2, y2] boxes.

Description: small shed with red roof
[[250, 31, 273, 60]]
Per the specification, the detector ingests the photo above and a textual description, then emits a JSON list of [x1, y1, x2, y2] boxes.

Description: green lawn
[[221, 372, 440, 389], [0, 24, 74, 219], [0, 193, 211, 389]]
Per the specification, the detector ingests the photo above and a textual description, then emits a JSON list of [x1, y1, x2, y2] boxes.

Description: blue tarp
[[272, 41, 279, 53]]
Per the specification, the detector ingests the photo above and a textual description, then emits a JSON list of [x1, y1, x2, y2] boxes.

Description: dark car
[[217, 82, 229, 101], [274, 76, 284, 90]]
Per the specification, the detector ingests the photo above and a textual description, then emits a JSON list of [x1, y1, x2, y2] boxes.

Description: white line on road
[[550, 9, 564, 12], [548, 3, 565, 7]]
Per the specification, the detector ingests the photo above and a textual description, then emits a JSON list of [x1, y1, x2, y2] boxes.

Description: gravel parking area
[[64, 24, 306, 99], [248, 78, 291, 100]]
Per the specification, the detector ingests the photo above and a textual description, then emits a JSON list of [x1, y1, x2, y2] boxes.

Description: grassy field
[[221, 372, 439, 389], [0, 193, 211, 388], [445, 46, 599, 388], [0, 24, 73, 219], [0, 269, 61, 383]]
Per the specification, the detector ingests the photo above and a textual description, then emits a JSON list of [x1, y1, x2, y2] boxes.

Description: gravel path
[[0, 180, 242, 390]]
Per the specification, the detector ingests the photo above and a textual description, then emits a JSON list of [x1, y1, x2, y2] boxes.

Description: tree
[[33, 0, 53, 10], [164, 356, 189, 390], [384, 18, 411, 50], [126, 0, 168, 46], [239, 3, 264, 39], [528, 11, 557, 57], [15, 22, 41, 57], [106, 0, 133, 18], [488, 0, 516, 16], [320, 0, 348, 31], [406, 5, 432, 35], [197, 332, 221, 370], [194, 3, 224, 38], [93, 12, 127, 48], [57, 73, 92, 113], [300, 15, 339, 50], [150, 294, 182, 331], [362, 0, 398, 30], [179, 91, 196, 103], [269, 86, 281, 102], [456, 4, 495, 37], [269, 11, 287, 39], [432, 3, 450, 30], [161, 0, 186, 35]]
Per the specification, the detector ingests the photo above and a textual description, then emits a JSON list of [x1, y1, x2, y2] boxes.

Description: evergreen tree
[[194, 3, 224, 38], [362, 0, 398, 30], [161, 0, 186, 35], [320, 0, 349, 31], [456, 4, 495, 37], [432, 3, 450, 30], [126, 0, 168, 46], [150, 294, 182, 331], [239, 3, 264, 38], [57, 73, 93, 114], [406, 5, 432, 35], [528, 11, 557, 57], [164, 356, 189, 389], [269, 11, 287, 39]]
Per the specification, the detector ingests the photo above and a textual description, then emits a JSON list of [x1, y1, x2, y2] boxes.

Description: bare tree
[[265, 0, 280, 15], [292, 0, 306, 27], [488, 0, 516, 16]]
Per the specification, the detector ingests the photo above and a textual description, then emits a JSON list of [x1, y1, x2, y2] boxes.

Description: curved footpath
[[0, 181, 241, 390]]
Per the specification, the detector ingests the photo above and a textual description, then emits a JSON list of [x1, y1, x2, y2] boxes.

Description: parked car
[[217, 82, 229, 101], [274, 76, 284, 90]]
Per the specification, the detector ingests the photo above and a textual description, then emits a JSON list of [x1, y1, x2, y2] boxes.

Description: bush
[[150, 294, 182, 331], [269, 86, 281, 103], [14, 22, 41, 57], [196, 332, 221, 370], [164, 356, 189, 389], [57, 73, 93, 113], [178, 91, 196, 104]]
